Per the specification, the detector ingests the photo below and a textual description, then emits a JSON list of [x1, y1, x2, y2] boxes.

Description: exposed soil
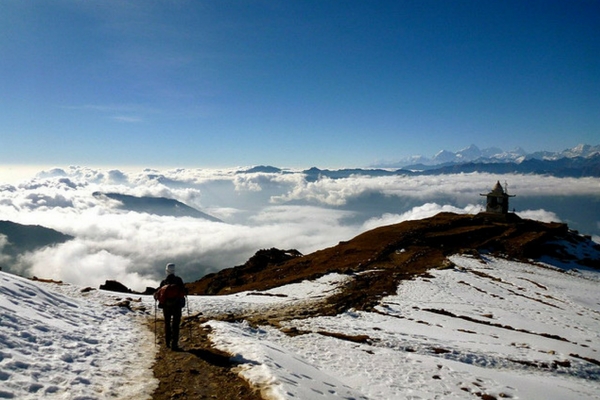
[[149, 315, 263, 400]]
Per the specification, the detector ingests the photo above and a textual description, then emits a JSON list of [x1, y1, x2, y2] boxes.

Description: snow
[[204, 255, 600, 400], [0, 272, 157, 399], [206, 321, 367, 400], [2, 252, 600, 399]]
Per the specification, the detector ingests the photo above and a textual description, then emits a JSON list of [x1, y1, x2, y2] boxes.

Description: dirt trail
[[149, 316, 263, 400], [146, 213, 595, 398]]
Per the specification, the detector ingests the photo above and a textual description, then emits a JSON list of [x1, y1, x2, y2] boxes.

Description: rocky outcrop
[[99, 280, 132, 294], [98, 280, 156, 295], [187, 248, 302, 295]]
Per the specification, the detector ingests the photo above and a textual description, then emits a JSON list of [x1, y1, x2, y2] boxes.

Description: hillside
[[187, 212, 597, 313], [0, 220, 73, 272], [174, 212, 600, 399], [2, 212, 599, 399], [92, 192, 222, 221]]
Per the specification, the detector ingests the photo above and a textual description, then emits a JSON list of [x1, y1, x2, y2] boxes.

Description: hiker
[[154, 263, 187, 351]]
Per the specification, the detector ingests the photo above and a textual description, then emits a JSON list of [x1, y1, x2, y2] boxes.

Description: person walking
[[154, 263, 187, 351]]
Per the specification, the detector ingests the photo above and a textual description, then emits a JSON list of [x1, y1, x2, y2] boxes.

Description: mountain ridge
[[376, 143, 600, 168], [186, 212, 599, 316], [0, 220, 73, 270], [92, 192, 222, 222], [238, 144, 600, 179]]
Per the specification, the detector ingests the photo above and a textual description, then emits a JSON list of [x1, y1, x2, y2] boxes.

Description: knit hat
[[165, 263, 175, 275]]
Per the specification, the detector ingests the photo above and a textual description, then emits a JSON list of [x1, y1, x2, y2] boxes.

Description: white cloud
[[1, 167, 598, 289], [516, 209, 561, 223], [361, 203, 482, 231], [17, 240, 155, 290], [271, 173, 600, 206], [0, 234, 11, 265]]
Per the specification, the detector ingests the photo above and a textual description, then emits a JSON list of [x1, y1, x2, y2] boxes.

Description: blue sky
[[1, 0, 598, 168]]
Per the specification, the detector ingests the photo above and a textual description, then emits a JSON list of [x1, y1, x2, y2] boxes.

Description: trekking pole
[[154, 299, 158, 346], [186, 295, 192, 342]]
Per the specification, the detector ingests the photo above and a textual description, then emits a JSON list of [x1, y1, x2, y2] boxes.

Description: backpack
[[154, 283, 186, 308]]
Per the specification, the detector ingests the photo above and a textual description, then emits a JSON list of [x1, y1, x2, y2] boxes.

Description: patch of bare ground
[[420, 307, 572, 343], [569, 353, 600, 367], [149, 317, 263, 400]]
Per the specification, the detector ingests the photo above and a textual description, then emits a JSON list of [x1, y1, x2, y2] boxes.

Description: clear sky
[[1, 0, 598, 168]]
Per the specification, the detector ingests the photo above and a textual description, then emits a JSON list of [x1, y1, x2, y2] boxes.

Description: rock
[[99, 280, 132, 294]]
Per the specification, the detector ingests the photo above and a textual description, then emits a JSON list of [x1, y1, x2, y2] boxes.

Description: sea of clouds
[[0, 166, 598, 291]]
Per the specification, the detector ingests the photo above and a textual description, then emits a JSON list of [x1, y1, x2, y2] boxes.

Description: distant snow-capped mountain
[[527, 144, 600, 161], [314, 143, 598, 178], [432, 144, 511, 164], [377, 144, 599, 168]]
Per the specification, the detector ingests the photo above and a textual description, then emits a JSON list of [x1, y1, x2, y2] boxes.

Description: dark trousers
[[163, 306, 182, 348]]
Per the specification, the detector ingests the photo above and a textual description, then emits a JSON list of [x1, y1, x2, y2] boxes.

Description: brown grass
[[186, 212, 574, 313]]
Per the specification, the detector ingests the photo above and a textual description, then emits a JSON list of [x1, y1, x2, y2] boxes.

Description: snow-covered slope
[[205, 254, 600, 399], [0, 273, 158, 399], [2, 249, 599, 399]]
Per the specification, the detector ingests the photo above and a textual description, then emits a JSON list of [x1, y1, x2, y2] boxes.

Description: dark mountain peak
[[238, 166, 282, 174], [187, 212, 598, 314], [0, 221, 73, 271], [301, 167, 402, 182], [304, 167, 322, 174], [93, 192, 222, 222]]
